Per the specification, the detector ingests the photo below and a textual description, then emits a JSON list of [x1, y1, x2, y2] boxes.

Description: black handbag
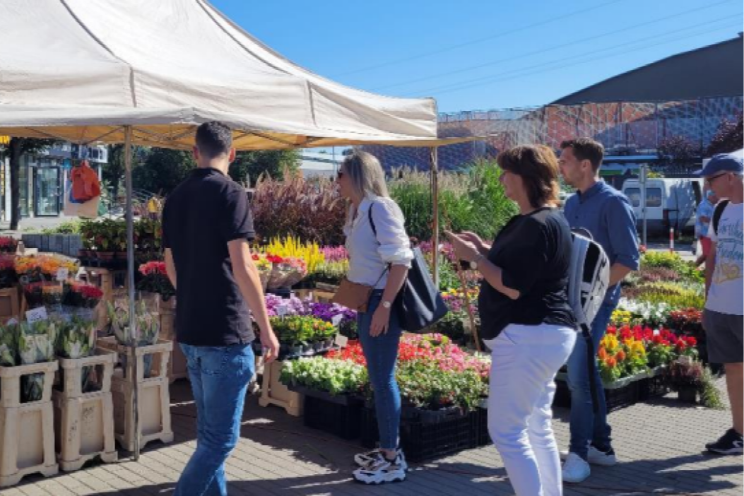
[[368, 205, 449, 332]]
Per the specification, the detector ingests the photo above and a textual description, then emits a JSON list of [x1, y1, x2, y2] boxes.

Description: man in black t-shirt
[[163, 122, 279, 496]]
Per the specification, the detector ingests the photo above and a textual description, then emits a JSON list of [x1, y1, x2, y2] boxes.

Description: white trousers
[[485, 324, 577, 496]]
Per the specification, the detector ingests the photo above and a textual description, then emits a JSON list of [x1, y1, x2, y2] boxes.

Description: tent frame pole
[[430, 147, 439, 287], [124, 125, 141, 460]]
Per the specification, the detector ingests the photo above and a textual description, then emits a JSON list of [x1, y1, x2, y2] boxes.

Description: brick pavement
[[2, 380, 741, 496]]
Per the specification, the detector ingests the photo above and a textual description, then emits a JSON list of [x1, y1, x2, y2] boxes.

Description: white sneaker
[[562, 453, 591, 484], [588, 445, 617, 466], [353, 450, 407, 484], [354, 449, 408, 471]]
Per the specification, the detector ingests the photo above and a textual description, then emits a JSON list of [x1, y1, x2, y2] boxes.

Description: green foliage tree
[[132, 148, 195, 195], [229, 150, 300, 186]]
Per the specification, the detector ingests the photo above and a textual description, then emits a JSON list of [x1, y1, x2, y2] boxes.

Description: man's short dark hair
[[195, 121, 233, 159], [560, 138, 604, 172]]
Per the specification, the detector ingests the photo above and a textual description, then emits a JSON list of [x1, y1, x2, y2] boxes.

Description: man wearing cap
[[700, 149, 743, 455]]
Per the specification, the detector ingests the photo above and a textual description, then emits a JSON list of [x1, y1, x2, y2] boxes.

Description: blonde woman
[[336, 151, 413, 484]]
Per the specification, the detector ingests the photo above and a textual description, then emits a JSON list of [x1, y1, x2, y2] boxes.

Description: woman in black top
[[448, 145, 577, 496]]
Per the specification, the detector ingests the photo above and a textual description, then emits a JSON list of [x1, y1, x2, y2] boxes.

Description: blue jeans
[[567, 302, 615, 459], [358, 291, 403, 451], [175, 343, 255, 496]]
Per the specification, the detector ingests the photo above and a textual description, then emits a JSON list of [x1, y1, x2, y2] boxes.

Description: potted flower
[[136, 261, 175, 303], [0, 255, 17, 290], [0, 236, 18, 254]]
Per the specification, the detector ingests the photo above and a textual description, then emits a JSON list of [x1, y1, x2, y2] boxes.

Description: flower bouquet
[[266, 255, 308, 291], [136, 261, 175, 301], [251, 254, 272, 292], [0, 236, 18, 254], [15, 254, 78, 284], [0, 254, 17, 289], [18, 319, 60, 402], [56, 316, 98, 392], [107, 299, 161, 377], [0, 321, 19, 367], [107, 299, 160, 347]]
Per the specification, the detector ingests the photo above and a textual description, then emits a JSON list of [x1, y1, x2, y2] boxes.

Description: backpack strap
[[712, 200, 730, 236]]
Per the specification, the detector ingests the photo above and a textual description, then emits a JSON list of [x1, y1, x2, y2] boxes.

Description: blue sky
[[212, 0, 742, 113]]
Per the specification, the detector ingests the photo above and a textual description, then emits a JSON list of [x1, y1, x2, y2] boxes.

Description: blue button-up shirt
[[695, 198, 715, 239], [564, 181, 640, 305]]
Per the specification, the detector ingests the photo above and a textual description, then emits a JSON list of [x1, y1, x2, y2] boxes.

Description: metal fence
[[360, 97, 743, 170]]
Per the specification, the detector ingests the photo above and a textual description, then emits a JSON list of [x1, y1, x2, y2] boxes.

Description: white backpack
[[568, 229, 610, 333], [567, 229, 610, 413]]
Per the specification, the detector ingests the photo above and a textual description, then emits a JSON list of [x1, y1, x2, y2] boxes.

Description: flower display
[[0, 321, 19, 367], [319, 246, 348, 263], [0, 254, 17, 289], [264, 237, 325, 274], [281, 357, 368, 396], [136, 261, 175, 300], [63, 282, 104, 309], [266, 256, 308, 290], [56, 316, 96, 360], [270, 315, 336, 347], [0, 236, 18, 254], [15, 254, 78, 282], [107, 300, 160, 347], [18, 319, 60, 402]]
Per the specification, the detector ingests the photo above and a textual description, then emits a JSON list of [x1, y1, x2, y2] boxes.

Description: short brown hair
[[497, 145, 560, 208], [560, 138, 604, 172]]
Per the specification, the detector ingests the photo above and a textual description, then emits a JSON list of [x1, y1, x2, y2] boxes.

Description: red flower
[[615, 350, 627, 362], [685, 336, 697, 347], [606, 325, 617, 335], [652, 335, 663, 345]]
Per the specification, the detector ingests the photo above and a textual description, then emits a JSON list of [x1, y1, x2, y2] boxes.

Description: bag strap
[[713, 200, 730, 236], [365, 202, 388, 285]]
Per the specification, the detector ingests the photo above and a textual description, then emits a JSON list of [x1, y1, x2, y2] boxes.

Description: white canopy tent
[[0, 0, 474, 458]]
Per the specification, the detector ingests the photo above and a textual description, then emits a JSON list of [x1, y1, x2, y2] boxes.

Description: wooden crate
[[53, 351, 118, 472], [56, 349, 117, 399], [0, 287, 20, 323], [258, 360, 303, 417], [110, 376, 173, 452], [53, 392, 117, 472], [97, 337, 173, 383], [0, 400, 58, 487], [0, 361, 58, 408]]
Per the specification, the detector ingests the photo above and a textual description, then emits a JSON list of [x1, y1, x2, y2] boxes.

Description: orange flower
[[615, 350, 626, 362], [605, 357, 617, 368], [598, 347, 608, 360]]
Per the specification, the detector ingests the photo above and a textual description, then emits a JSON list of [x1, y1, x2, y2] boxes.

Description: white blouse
[[344, 195, 414, 289]]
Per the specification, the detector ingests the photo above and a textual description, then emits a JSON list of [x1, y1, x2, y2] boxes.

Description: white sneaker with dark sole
[[353, 451, 407, 485], [588, 445, 618, 466]]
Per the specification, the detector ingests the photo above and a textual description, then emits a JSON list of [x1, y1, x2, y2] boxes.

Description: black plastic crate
[[605, 381, 640, 412], [360, 407, 478, 463], [475, 407, 491, 447], [638, 374, 670, 401], [301, 389, 363, 440]]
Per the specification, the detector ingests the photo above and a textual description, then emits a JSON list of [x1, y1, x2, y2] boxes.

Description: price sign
[[331, 314, 343, 327], [26, 307, 49, 323], [277, 305, 288, 317], [56, 268, 69, 281], [334, 333, 348, 348]]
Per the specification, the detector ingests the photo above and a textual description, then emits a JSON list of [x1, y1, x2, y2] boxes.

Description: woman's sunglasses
[[336, 171, 345, 180]]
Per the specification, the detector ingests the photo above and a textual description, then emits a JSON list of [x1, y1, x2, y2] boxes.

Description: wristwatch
[[381, 301, 392, 310], [470, 254, 484, 271]]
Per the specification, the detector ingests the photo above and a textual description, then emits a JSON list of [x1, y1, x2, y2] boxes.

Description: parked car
[[621, 178, 703, 235]]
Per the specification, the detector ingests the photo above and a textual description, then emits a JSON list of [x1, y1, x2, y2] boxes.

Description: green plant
[[389, 161, 517, 242], [40, 220, 82, 235], [281, 357, 368, 396]]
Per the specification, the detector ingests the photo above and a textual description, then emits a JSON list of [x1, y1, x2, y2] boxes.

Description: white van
[[621, 178, 703, 235]]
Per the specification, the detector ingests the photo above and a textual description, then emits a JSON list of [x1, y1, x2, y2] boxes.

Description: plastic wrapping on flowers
[[107, 300, 160, 377], [19, 319, 59, 402], [0, 321, 19, 367], [266, 256, 308, 290], [56, 316, 98, 392]]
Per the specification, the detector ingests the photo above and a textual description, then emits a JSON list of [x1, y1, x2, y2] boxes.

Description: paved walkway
[[1, 379, 741, 496]]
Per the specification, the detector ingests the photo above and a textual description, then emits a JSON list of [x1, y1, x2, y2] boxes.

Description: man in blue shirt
[[694, 188, 718, 267], [558, 138, 640, 484]]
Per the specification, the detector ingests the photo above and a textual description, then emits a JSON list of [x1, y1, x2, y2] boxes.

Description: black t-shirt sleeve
[[220, 186, 255, 243], [500, 220, 548, 296]]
